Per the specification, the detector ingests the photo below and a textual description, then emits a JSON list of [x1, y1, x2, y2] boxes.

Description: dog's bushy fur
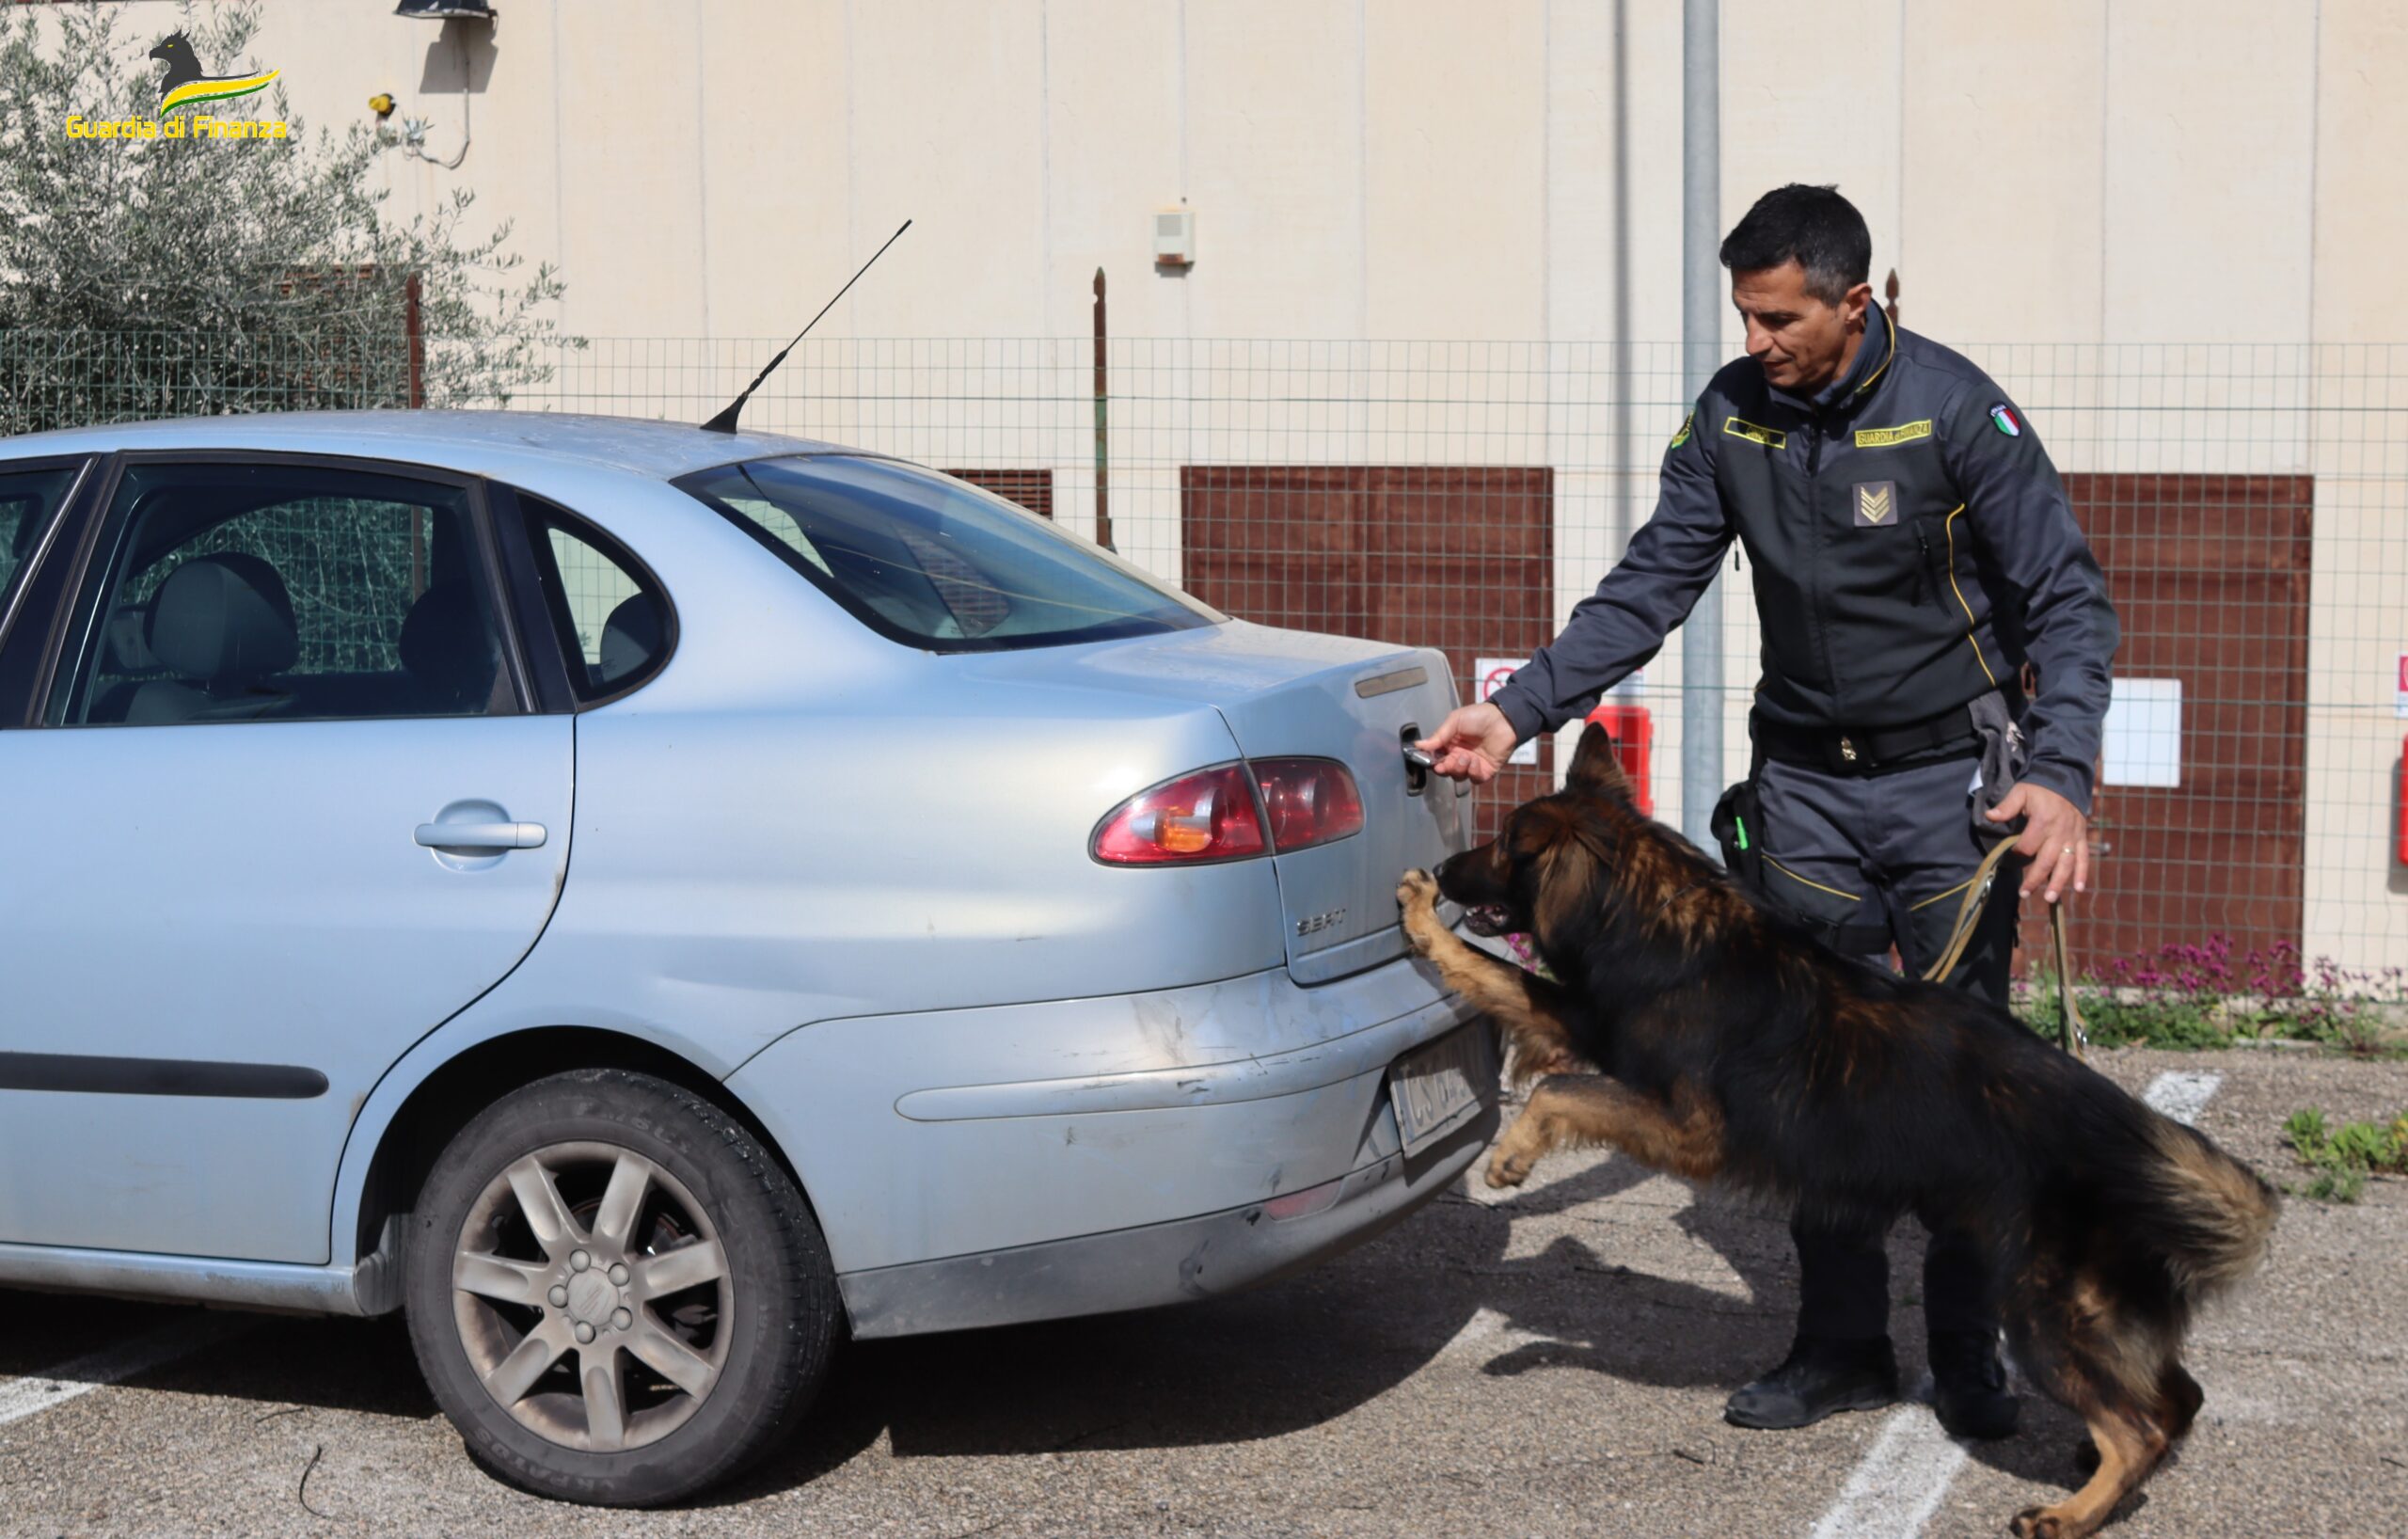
[[1400, 724, 2277, 1539]]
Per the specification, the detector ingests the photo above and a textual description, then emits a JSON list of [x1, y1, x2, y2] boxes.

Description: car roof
[[0, 410, 854, 482]]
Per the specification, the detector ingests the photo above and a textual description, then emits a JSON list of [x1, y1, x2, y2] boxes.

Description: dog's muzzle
[[1462, 904, 1513, 937]]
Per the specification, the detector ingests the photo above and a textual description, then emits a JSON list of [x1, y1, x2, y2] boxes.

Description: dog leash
[[1922, 838, 2088, 1058]]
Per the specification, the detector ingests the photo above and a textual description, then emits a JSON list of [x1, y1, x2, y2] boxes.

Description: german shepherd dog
[[1397, 723, 2276, 1539]]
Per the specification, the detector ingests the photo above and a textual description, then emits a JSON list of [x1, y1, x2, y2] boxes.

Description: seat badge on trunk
[[1296, 908, 1347, 938], [1853, 481, 1896, 526]]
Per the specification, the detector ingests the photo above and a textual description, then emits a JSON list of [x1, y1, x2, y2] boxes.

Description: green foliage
[[2305, 1166, 2368, 1204], [2283, 1104, 2407, 1204], [0, 1, 572, 435], [2283, 1106, 2329, 1153], [2018, 937, 2406, 1056]]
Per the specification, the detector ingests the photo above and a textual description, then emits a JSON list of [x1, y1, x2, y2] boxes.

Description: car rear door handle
[[415, 820, 547, 851]]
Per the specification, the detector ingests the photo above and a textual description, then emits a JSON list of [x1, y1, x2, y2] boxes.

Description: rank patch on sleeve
[[1853, 481, 1897, 526], [1722, 415, 1788, 449], [1988, 403, 2022, 437]]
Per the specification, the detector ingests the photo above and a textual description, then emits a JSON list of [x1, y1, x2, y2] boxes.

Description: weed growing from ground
[[2282, 1106, 2408, 1202]]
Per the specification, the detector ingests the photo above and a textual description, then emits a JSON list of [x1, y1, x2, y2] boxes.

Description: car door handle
[[415, 820, 547, 851]]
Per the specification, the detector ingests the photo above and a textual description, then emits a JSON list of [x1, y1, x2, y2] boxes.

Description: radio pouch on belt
[[1967, 689, 2031, 843], [1710, 777, 1766, 893]]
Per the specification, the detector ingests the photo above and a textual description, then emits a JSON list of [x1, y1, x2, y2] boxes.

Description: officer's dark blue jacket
[[1489, 304, 2119, 813]]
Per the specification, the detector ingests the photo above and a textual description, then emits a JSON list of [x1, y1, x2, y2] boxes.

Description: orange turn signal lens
[[1092, 765, 1268, 865]]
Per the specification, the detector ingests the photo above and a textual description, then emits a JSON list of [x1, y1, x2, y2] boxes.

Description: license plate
[[1387, 1023, 1498, 1156]]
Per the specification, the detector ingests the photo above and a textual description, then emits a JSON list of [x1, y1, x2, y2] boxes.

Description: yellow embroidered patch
[[1721, 416, 1787, 449], [1854, 419, 1934, 449], [1669, 411, 1693, 449]]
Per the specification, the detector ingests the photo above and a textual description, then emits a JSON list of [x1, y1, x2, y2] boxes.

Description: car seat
[[122, 552, 298, 724]]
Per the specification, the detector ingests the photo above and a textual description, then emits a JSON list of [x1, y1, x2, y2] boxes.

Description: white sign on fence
[[2101, 676, 2182, 787], [1474, 658, 1539, 766]]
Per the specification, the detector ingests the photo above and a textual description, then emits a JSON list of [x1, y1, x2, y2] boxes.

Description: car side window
[[0, 462, 87, 623], [516, 495, 673, 703], [48, 461, 516, 726]]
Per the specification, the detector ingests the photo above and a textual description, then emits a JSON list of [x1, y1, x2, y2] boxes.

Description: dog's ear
[[1531, 815, 1608, 951], [1563, 721, 1633, 801]]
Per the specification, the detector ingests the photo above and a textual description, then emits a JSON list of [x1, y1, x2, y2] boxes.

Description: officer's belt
[[1751, 706, 1979, 775]]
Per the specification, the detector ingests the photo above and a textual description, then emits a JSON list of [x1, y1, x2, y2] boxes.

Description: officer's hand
[[1987, 783, 2089, 905], [1416, 704, 1520, 785]]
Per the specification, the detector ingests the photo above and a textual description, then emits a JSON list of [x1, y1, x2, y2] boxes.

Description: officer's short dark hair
[[1719, 184, 1872, 305]]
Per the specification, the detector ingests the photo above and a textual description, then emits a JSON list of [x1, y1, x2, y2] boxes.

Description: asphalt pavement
[[1, 1046, 2400, 1538]]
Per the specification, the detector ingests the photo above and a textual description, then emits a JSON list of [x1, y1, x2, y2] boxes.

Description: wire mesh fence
[[0, 315, 417, 439], [7, 329, 2404, 1000]]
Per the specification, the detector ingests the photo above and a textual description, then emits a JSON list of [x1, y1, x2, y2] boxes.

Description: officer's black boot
[[1928, 1328, 2020, 1440], [1723, 1336, 1899, 1430]]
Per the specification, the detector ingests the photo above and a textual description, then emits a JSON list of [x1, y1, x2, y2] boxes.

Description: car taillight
[[1251, 757, 1364, 852], [1091, 765, 1268, 865]]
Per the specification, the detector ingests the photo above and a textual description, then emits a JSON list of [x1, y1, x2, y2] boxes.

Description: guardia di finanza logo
[[65, 31, 288, 140]]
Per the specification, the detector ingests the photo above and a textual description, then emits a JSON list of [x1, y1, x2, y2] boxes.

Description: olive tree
[[0, 1, 571, 436]]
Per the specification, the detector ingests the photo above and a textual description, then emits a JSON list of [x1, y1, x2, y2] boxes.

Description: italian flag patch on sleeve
[[1988, 403, 2022, 437]]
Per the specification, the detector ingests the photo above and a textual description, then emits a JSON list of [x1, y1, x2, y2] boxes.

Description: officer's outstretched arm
[[1488, 400, 1733, 742]]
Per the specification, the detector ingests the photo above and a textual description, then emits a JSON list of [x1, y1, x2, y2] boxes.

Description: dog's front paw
[[2010, 1508, 2064, 1539], [1484, 1142, 1533, 1189], [1397, 869, 1442, 954]]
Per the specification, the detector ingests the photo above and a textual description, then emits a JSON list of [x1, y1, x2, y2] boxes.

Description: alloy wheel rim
[[450, 1140, 734, 1452]]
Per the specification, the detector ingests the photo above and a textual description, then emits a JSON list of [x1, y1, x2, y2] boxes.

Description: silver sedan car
[[0, 412, 1494, 1504]]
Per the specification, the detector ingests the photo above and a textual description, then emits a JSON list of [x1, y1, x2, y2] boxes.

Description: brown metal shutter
[[944, 468, 1054, 519], [1179, 465, 1556, 840], [2029, 472, 2312, 972]]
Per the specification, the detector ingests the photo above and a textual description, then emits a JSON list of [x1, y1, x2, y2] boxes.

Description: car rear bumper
[[836, 1087, 1496, 1337], [725, 943, 1493, 1331]]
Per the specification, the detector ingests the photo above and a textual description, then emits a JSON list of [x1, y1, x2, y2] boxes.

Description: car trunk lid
[[958, 621, 1475, 983]]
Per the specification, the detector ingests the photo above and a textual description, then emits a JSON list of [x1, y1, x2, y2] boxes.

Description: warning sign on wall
[[1474, 658, 1539, 765]]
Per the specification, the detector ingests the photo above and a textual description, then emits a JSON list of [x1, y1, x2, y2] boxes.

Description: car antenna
[[702, 218, 912, 435]]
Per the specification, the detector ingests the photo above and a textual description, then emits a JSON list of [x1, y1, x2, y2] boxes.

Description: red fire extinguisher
[[1585, 701, 1654, 817], [2397, 736, 2407, 867]]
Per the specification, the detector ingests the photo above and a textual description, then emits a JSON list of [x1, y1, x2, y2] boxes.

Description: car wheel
[[404, 1068, 838, 1505]]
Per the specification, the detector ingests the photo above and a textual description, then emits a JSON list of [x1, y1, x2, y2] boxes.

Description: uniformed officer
[[1418, 184, 2118, 1439]]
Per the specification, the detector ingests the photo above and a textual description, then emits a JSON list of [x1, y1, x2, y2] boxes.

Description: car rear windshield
[[676, 455, 1220, 652]]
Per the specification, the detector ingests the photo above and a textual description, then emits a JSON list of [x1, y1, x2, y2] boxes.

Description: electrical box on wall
[[1154, 207, 1195, 268]]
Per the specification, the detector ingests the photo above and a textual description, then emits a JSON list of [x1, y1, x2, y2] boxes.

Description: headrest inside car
[[145, 552, 298, 686]]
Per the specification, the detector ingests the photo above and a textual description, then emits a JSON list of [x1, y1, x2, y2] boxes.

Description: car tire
[[403, 1068, 839, 1506]]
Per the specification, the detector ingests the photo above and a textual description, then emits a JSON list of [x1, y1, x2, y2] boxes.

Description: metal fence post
[[1093, 267, 1114, 552], [1679, 0, 1724, 853]]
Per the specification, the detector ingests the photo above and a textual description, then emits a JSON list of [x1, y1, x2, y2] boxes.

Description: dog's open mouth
[[1462, 903, 1514, 937]]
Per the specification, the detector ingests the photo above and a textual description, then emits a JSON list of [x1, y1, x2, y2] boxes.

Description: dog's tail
[[2108, 1107, 2281, 1304]]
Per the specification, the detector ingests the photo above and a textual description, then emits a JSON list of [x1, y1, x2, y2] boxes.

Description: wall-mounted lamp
[[1154, 206, 1195, 270], [394, 0, 495, 20]]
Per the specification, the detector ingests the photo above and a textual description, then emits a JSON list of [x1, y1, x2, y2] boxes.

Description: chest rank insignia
[[1853, 480, 1896, 527]]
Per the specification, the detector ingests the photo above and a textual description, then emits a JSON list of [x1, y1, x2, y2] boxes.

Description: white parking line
[[1807, 1406, 1969, 1539], [0, 1312, 250, 1429], [2141, 1070, 2224, 1126], [1800, 1068, 2227, 1537]]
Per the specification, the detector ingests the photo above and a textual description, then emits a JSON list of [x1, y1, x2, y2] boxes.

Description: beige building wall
[[58, 0, 2408, 969]]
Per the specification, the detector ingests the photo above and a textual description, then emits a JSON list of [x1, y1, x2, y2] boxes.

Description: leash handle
[[1921, 837, 2085, 1058], [2051, 900, 2088, 1059], [1920, 838, 2016, 986]]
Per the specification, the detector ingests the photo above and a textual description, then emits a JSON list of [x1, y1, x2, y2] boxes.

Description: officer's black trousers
[[1750, 752, 2024, 1345]]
